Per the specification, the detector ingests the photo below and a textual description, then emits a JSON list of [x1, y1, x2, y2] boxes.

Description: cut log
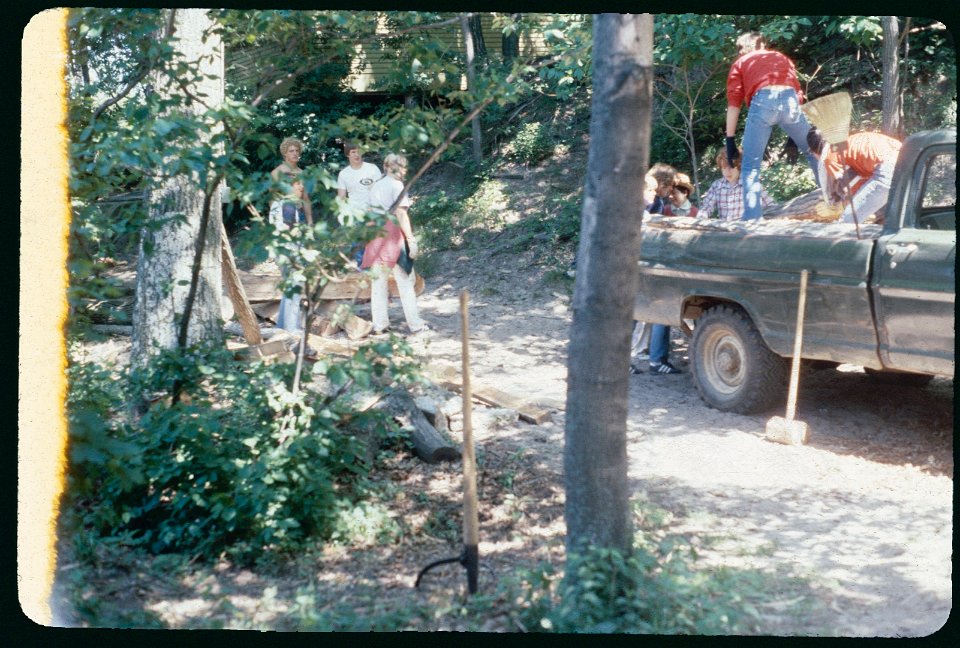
[[236, 268, 424, 302], [310, 301, 373, 339], [763, 189, 837, 222], [221, 225, 263, 345], [387, 391, 460, 463], [252, 300, 280, 322]]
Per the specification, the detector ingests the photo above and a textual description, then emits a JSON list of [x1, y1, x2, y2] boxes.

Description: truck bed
[[636, 216, 885, 368]]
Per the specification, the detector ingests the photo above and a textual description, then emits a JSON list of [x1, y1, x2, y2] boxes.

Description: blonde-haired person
[[270, 137, 314, 355], [361, 153, 429, 335], [270, 137, 313, 228]]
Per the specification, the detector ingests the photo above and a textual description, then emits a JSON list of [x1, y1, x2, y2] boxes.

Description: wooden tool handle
[[460, 291, 479, 551], [785, 270, 808, 421]]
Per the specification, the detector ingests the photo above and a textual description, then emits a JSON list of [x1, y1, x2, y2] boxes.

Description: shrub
[[509, 122, 555, 166], [512, 500, 768, 634], [65, 339, 419, 562], [761, 161, 817, 203]]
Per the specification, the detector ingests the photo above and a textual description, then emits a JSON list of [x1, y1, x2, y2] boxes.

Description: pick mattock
[[415, 290, 480, 594], [766, 269, 810, 445], [802, 91, 861, 239]]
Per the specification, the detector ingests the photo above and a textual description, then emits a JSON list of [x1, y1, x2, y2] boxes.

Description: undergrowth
[[64, 337, 419, 564]]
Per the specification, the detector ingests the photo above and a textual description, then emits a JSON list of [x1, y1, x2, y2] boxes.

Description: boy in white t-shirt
[[336, 141, 382, 226]]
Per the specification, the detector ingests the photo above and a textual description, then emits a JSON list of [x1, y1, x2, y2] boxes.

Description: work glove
[[406, 236, 419, 259], [725, 136, 739, 167]]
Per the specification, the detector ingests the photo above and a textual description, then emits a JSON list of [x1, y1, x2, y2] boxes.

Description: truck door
[[873, 143, 956, 376]]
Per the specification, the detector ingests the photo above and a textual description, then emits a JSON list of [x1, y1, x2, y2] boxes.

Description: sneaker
[[408, 323, 432, 335], [629, 363, 645, 375], [634, 349, 650, 362], [649, 361, 682, 375], [371, 327, 393, 336]]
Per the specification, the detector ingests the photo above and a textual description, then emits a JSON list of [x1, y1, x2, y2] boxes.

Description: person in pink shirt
[[725, 32, 819, 220]]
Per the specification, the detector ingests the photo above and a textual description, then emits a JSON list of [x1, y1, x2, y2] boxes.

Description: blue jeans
[[741, 87, 819, 220], [841, 158, 897, 223], [649, 324, 671, 365]]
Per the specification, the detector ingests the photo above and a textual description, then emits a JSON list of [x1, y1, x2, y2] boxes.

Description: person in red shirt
[[725, 32, 819, 221], [807, 126, 902, 224]]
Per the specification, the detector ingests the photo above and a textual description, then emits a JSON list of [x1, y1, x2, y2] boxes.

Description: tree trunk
[[131, 8, 224, 368], [564, 13, 653, 558], [461, 13, 482, 166], [881, 16, 902, 137], [468, 14, 487, 59], [501, 13, 520, 61]]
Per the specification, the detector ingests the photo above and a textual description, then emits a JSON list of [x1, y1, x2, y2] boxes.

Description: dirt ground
[[57, 229, 953, 635], [404, 236, 954, 636]]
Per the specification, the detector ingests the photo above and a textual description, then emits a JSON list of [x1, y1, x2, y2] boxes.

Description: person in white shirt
[[336, 141, 381, 226], [361, 153, 429, 335]]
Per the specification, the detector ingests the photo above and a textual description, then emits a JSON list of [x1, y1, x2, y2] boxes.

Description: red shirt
[[727, 50, 803, 109], [824, 132, 902, 180]]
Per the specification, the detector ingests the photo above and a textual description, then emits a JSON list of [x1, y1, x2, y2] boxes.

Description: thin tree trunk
[[564, 13, 653, 559], [881, 16, 902, 136], [502, 13, 520, 60], [131, 8, 224, 369], [461, 13, 482, 166]]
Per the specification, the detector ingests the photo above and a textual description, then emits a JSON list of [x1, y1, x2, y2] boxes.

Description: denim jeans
[[741, 87, 819, 220], [649, 324, 671, 365], [841, 158, 897, 223]]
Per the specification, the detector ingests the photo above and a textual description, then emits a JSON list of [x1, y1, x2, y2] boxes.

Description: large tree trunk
[[564, 13, 653, 558], [881, 16, 902, 137], [468, 14, 487, 59], [131, 8, 224, 368]]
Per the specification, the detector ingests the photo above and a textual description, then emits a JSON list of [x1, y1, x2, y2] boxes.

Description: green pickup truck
[[634, 129, 956, 414]]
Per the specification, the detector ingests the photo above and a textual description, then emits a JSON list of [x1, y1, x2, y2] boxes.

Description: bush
[[513, 501, 767, 634], [761, 161, 817, 203], [509, 122, 555, 166], [65, 340, 419, 562]]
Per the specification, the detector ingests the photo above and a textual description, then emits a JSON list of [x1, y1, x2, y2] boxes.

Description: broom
[[802, 92, 862, 238]]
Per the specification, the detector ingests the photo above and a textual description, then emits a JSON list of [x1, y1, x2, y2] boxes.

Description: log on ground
[[387, 390, 460, 463]]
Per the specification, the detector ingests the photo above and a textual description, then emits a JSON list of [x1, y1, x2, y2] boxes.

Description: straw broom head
[[802, 91, 853, 145]]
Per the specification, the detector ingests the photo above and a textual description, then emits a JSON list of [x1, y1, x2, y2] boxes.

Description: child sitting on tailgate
[[662, 172, 699, 217], [646, 162, 678, 214]]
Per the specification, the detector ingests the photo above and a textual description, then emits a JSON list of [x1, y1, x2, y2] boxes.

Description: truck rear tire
[[691, 305, 788, 414]]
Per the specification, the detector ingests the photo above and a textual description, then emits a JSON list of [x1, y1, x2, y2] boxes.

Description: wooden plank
[[428, 363, 552, 424], [233, 339, 294, 363], [237, 269, 425, 302], [221, 224, 263, 345]]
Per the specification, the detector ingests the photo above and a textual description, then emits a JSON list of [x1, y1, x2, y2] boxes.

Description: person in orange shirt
[[807, 126, 902, 224], [725, 32, 819, 221]]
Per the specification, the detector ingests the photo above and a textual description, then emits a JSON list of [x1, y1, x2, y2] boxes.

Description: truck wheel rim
[[703, 330, 746, 395]]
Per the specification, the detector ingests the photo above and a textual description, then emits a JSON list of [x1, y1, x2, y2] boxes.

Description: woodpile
[[763, 189, 841, 223]]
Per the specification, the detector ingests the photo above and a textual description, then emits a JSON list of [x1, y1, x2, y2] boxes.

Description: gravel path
[[408, 245, 953, 637]]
